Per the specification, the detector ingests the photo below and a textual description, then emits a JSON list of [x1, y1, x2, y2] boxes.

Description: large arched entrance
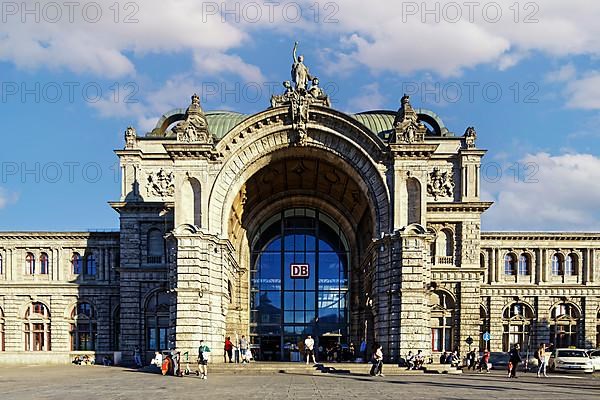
[[250, 208, 349, 361]]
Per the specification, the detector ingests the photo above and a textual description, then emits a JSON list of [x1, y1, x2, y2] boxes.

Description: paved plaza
[[1, 365, 599, 400]]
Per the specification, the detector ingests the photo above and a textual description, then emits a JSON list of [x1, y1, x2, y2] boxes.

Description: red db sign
[[290, 263, 310, 279]]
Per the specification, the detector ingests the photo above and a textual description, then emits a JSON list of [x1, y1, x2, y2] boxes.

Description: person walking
[[304, 335, 316, 365], [479, 349, 491, 373], [467, 349, 477, 371], [369, 344, 384, 377], [239, 335, 249, 364], [508, 344, 522, 378], [536, 343, 548, 378], [133, 346, 142, 368], [197, 340, 210, 379], [224, 336, 233, 363]]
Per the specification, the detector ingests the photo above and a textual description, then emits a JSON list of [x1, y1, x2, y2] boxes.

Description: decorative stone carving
[[147, 169, 175, 198], [173, 94, 213, 144], [291, 41, 312, 92], [124, 126, 137, 149], [464, 126, 477, 149], [427, 167, 454, 200], [392, 94, 426, 144]]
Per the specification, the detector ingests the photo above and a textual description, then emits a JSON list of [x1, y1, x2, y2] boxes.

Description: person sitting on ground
[[415, 350, 425, 369], [72, 355, 81, 365], [102, 355, 113, 366], [448, 350, 460, 367], [440, 351, 448, 364], [406, 351, 415, 370], [150, 351, 163, 368]]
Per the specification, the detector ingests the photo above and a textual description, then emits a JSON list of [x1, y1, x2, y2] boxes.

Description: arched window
[[406, 177, 421, 225], [69, 302, 97, 351], [26, 252, 35, 275], [504, 254, 517, 275], [435, 230, 454, 264], [550, 303, 580, 348], [85, 254, 97, 276], [0, 307, 5, 351], [480, 253, 486, 269], [479, 305, 490, 351], [518, 254, 530, 276], [39, 253, 49, 275], [565, 254, 577, 276], [113, 306, 121, 350], [72, 252, 82, 274], [502, 302, 533, 352], [0, 254, 3, 275], [145, 291, 172, 352], [430, 290, 455, 352], [596, 310, 600, 348], [147, 229, 164, 264], [551, 253, 564, 275], [24, 302, 51, 351]]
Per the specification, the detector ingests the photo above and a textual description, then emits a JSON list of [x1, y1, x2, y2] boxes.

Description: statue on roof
[[124, 126, 137, 149], [464, 126, 477, 149], [291, 42, 313, 92], [173, 94, 212, 144], [392, 94, 426, 144]]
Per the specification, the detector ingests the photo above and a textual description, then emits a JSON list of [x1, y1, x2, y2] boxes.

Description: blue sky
[[1, 0, 600, 231]]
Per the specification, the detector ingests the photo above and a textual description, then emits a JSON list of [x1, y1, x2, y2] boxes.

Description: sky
[[1, 0, 600, 232]]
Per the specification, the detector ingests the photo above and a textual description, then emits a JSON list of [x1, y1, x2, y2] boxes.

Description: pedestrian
[[349, 342, 355, 361], [171, 350, 181, 376], [304, 335, 316, 365], [133, 346, 142, 368], [479, 349, 491, 373], [369, 344, 384, 377], [406, 351, 415, 370], [234, 332, 240, 363], [508, 344, 521, 378], [536, 343, 548, 378], [415, 350, 425, 369], [224, 336, 233, 363], [197, 339, 210, 379], [468, 349, 477, 370], [240, 335, 249, 364], [360, 338, 367, 362]]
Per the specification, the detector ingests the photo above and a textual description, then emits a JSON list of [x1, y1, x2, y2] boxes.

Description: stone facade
[[1, 76, 600, 365]]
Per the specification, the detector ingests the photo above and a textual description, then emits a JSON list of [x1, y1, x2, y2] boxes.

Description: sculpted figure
[[291, 42, 312, 91]]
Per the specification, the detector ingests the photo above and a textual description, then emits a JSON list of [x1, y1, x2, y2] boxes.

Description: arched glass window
[[113, 306, 121, 350], [145, 291, 172, 352], [430, 290, 455, 352], [518, 254, 530, 276], [551, 253, 563, 276], [0, 307, 5, 351], [72, 252, 82, 274], [26, 252, 35, 275], [479, 305, 490, 351], [24, 302, 51, 351], [39, 253, 49, 275], [565, 254, 577, 276], [504, 254, 517, 275], [147, 229, 164, 264], [85, 254, 97, 276], [69, 302, 97, 351], [550, 303, 580, 348], [502, 302, 533, 352]]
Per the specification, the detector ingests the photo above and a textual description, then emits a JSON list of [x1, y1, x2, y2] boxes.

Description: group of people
[[405, 350, 427, 370], [223, 335, 251, 364]]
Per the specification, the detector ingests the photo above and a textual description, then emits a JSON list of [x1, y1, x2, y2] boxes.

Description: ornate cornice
[[163, 143, 222, 161], [481, 232, 600, 241], [427, 201, 493, 213], [389, 143, 439, 158], [109, 201, 174, 213], [0, 231, 120, 241]]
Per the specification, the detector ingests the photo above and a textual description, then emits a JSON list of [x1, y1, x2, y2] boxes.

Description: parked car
[[548, 348, 594, 374], [588, 349, 600, 371]]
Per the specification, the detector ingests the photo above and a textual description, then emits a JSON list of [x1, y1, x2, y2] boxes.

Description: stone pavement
[[0, 365, 599, 400]]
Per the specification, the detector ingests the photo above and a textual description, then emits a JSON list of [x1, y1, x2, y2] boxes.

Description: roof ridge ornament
[[392, 94, 426, 144], [173, 94, 213, 144], [270, 42, 331, 146]]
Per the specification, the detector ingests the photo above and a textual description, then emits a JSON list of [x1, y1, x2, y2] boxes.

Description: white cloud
[[194, 52, 265, 82], [347, 83, 386, 112], [0, 188, 19, 209], [482, 152, 600, 231], [545, 64, 577, 83], [565, 72, 600, 110]]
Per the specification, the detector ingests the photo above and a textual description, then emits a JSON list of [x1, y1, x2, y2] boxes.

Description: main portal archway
[[250, 208, 349, 361]]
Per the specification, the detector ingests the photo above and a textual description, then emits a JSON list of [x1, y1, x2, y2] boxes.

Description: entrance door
[[250, 208, 350, 361]]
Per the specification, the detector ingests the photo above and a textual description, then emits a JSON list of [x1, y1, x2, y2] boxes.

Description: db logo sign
[[290, 263, 310, 279]]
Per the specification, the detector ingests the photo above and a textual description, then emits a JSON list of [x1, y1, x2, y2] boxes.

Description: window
[[39, 253, 49, 275], [85, 254, 97, 276], [113, 306, 121, 350], [550, 302, 580, 348], [0, 307, 4, 351], [430, 290, 455, 352], [551, 253, 563, 275], [0, 254, 3, 274], [479, 305, 490, 351], [72, 253, 82, 274], [147, 229, 164, 264], [502, 302, 533, 352], [145, 291, 172, 352], [69, 302, 97, 351], [596, 310, 600, 348], [435, 230, 454, 264], [518, 254, 530, 276], [26, 252, 35, 275], [504, 254, 516, 275], [565, 254, 577, 276], [24, 302, 51, 351]]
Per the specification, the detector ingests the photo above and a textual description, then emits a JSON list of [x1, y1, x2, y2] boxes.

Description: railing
[[146, 256, 163, 264], [437, 256, 454, 265]]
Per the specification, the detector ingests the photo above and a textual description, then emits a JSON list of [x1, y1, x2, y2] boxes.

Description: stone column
[[458, 279, 481, 353], [489, 296, 504, 352], [583, 296, 598, 348]]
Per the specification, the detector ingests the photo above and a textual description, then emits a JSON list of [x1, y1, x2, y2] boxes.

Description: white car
[[548, 349, 594, 374], [589, 349, 600, 371]]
